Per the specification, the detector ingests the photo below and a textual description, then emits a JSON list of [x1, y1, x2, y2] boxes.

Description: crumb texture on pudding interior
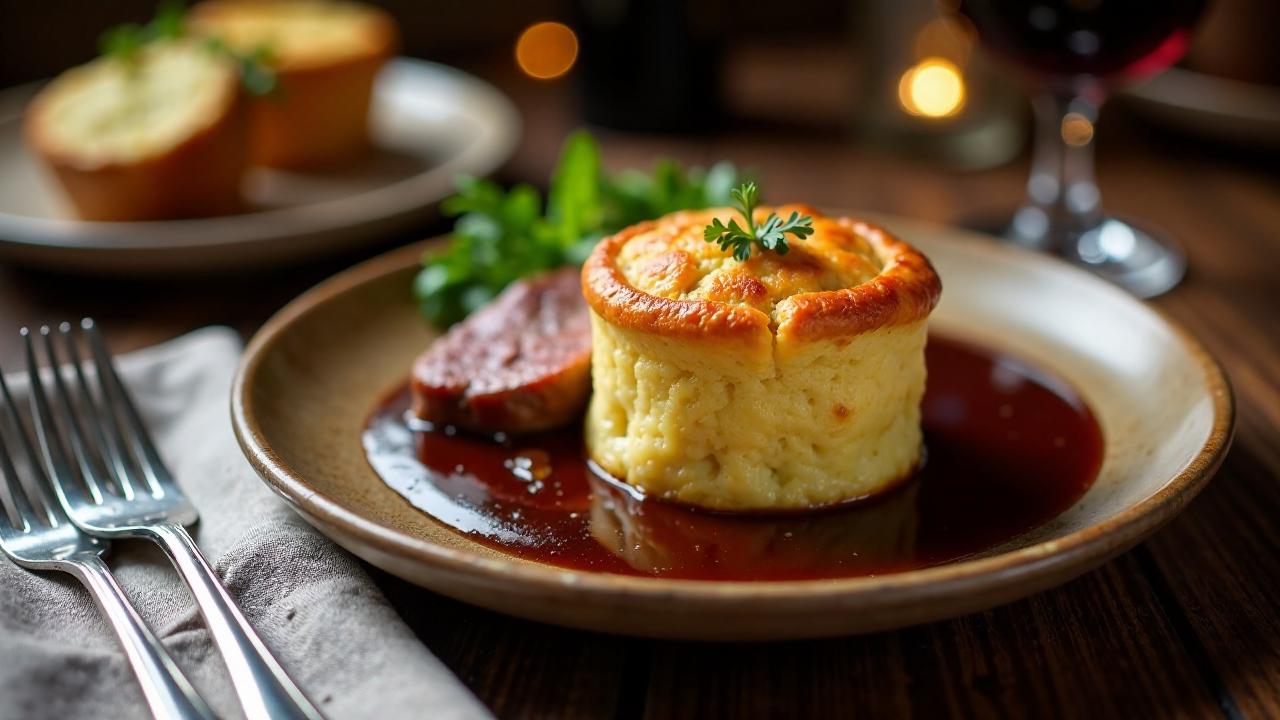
[[587, 317, 928, 510], [583, 207, 940, 511]]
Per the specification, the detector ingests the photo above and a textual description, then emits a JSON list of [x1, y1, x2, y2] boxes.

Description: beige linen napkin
[[0, 327, 492, 720]]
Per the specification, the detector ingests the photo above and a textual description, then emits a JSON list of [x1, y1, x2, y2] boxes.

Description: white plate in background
[[0, 58, 520, 273]]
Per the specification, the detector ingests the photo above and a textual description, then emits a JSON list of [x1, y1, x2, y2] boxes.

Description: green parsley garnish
[[99, 1, 278, 97], [99, 0, 186, 62], [413, 130, 745, 326], [703, 182, 814, 262]]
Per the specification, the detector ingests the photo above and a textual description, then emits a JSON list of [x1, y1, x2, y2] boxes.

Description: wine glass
[[958, 0, 1207, 297]]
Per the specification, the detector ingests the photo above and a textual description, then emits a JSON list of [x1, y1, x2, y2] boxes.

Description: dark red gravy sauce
[[363, 336, 1104, 581]]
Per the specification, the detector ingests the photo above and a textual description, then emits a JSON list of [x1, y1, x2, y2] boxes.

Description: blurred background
[[6, 0, 1278, 204]]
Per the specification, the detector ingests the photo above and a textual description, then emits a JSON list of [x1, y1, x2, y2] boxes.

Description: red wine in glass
[[962, 0, 1205, 85], [958, 0, 1207, 297]]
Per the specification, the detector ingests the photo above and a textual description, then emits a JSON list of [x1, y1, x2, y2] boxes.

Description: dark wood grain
[[1134, 154, 1280, 720], [0, 50, 1276, 720], [644, 556, 1219, 720], [376, 572, 629, 720]]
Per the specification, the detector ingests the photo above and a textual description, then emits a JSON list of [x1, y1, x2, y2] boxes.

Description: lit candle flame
[[898, 57, 966, 119]]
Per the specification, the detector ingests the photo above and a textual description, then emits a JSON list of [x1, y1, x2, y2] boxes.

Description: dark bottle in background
[[574, 0, 724, 133]]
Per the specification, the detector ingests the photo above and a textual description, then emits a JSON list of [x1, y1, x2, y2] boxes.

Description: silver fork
[[0, 343, 214, 720], [25, 321, 325, 720]]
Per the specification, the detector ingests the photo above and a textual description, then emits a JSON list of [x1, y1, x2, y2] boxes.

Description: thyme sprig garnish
[[703, 182, 814, 261]]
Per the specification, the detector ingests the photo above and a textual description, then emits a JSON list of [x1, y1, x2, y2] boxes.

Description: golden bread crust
[[190, 0, 398, 169], [189, 1, 397, 72]]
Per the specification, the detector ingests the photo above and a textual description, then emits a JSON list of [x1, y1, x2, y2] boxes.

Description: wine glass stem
[[1017, 90, 1105, 253]]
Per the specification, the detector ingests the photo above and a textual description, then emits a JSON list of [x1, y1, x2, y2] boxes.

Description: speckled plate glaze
[[231, 216, 1233, 640]]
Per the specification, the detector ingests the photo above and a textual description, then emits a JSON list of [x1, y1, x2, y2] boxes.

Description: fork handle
[[70, 554, 216, 720], [148, 522, 326, 720]]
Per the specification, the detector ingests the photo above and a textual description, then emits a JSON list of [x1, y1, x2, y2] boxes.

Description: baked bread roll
[[583, 207, 942, 511], [24, 41, 248, 221], [190, 0, 397, 169]]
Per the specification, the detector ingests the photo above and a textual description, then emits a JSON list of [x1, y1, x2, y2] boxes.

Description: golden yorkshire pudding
[[582, 206, 941, 511]]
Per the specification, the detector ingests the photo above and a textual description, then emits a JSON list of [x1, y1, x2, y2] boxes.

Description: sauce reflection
[[588, 472, 919, 578]]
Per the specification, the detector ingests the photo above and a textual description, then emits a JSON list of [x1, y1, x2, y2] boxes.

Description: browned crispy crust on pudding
[[411, 267, 592, 434], [582, 206, 942, 343]]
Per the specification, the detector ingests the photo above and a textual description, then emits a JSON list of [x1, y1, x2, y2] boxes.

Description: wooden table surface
[[1, 59, 1277, 719]]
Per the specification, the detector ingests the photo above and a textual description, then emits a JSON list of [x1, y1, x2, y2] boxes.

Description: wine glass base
[[1005, 214, 1186, 299], [1073, 218, 1187, 298]]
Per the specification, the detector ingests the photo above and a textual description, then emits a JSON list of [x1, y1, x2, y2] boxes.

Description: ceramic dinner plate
[[0, 58, 519, 273], [231, 217, 1232, 640]]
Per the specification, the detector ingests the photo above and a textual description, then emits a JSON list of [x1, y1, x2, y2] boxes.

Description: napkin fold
[[0, 327, 492, 720]]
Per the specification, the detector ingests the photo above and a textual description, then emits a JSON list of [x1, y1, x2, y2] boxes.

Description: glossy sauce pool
[[363, 336, 1104, 581]]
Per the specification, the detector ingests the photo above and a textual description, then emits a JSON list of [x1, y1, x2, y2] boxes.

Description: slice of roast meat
[[411, 266, 592, 434]]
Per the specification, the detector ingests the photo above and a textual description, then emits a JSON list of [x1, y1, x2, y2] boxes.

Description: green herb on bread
[[99, 0, 186, 61], [100, 1, 278, 97]]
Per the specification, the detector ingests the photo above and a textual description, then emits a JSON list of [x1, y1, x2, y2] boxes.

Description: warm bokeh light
[[898, 58, 966, 118], [1061, 112, 1095, 146], [515, 21, 578, 80]]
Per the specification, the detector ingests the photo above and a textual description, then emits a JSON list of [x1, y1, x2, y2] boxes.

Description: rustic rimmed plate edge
[[230, 222, 1234, 640]]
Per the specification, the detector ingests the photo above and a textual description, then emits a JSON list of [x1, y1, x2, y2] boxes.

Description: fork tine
[[0, 389, 34, 531], [58, 322, 140, 501], [27, 326, 101, 507], [0, 344, 59, 528], [83, 319, 172, 494]]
